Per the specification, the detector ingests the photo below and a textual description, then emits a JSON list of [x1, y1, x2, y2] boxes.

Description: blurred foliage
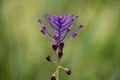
[[0, 0, 120, 80]]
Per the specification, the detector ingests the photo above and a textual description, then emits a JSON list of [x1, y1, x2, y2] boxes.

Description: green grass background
[[0, 0, 120, 80]]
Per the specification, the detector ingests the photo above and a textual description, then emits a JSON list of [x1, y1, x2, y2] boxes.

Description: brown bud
[[65, 68, 71, 75], [59, 42, 64, 51], [51, 73, 56, 80], [46, 55, 52, 62], [58, 51, 63, 59]]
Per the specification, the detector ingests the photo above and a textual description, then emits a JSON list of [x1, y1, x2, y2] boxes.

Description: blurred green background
[[0, 0, 120, 80]]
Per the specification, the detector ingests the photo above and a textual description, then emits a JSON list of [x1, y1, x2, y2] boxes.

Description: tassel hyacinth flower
[[38, 13, 83, 80]]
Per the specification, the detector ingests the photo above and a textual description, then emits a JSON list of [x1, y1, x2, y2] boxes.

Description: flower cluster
[[39, 13, 83, 44], [38, 13, 83, 80]]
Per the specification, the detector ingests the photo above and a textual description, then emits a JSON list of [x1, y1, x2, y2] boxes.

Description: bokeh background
[[0, 0, 120, 80]]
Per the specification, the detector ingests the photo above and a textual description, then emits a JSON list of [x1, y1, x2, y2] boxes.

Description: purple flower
[[38, 13, 83, 44], [38, 14, 84, 80]]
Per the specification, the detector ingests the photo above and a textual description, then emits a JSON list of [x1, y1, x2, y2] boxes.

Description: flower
[[38, 13, 84, 80], [38, 13, 83, 45]]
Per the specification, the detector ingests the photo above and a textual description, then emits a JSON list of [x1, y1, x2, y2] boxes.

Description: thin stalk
[[56, 44, 61, 80], [56, 59, 60, 80]]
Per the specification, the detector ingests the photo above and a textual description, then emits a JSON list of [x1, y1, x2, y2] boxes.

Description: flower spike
[[39, 13, 83, 80]]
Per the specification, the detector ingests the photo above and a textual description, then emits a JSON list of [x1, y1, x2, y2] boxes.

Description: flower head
[[38, 13, 84, 80], [38, 13, 83, 44]]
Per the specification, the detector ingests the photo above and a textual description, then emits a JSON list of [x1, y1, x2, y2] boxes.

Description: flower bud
[[52, 44, 58, 51], [72, 32, 77, 38], [51, 73, 56, 80], [65, 68, 71, 75], [38, 19, 42, 24], [59, 42, 64, 51], [40, 26, 46, 35], [75, 16, 79, 19], [78, 24, 83, 30], [46, 55, 52, 62], [58, 51, 63, 59]]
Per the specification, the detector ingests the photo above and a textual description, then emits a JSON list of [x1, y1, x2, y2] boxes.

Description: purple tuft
[[39, 14, 83, 43]]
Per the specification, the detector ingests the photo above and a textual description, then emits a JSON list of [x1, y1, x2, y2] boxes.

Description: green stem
[[59, 66, 66, 70], [56, 58, 60, 80], [55, 42, 61, 80]]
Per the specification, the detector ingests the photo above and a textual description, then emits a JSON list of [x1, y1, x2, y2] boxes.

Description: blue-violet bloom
[[38, 13, 83, 45]]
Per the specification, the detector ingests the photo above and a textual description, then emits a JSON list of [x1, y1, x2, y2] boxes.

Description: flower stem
[[56, 58, 60, 80], [55, 42, 62, 80]]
